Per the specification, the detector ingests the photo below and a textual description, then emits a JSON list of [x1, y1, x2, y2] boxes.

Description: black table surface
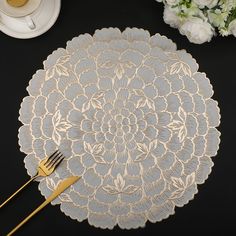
[[0, 0, 235, 235]]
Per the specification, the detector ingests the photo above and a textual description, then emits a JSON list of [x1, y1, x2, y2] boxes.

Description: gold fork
[[0, 150, 65, 209]]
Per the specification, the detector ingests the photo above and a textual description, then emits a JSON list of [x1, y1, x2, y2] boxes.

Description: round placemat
[[19, 28, 221, 229]]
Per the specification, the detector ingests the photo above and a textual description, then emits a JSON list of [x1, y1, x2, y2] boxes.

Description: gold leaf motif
[[55, 64, 69, 77], [170, 188, 185, 199], [146, 99, 155, 111], [134, 153, 148, 162], [137, 143, 149, 153], [92, 91, 104, 100], [168, 120, 183, 130], [134, 89, 145, 96], [91, 99, 102, 109], [93, 155, 106, 164], [123, 185, 140, 194], [149, 139, 158, 151], [168, 107, 187, 142], [102, 185, 119, 195], [115, 64, 125, 79], [84, 142, 92, 153], [45, 67, 55, 81], [171, 177, 185, 189], [100, 60, 115, 68], [170, 61, 192, 77], [170, 62, 182, 75], [135, 140, 157, 162], [178, 107, 187, 123], [181, 63, 192, 77], [46, 178, 57, 191], [178, 127, 187, 143], [59, 193, 72, 202], [52, 110, 72, 145], [87, 92, 104, 110], [186, 172, 195, 188], [170, 173, 196, 199], [92, 144, 104, 155], [114, 174, 125, 192], [82, 101, 91, 113], [102, 175, 140, 195], [57, 55, 70, 64], [136, 97, 146, 108], [124, 61, 135, 69], [84, 142, 105, 163], [56, 121, 72, 132], [52, 130, 61, 146], [52, 110, 62, 126]]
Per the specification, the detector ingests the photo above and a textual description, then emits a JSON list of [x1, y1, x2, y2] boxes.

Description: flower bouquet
[[156, 0, 236, 44]]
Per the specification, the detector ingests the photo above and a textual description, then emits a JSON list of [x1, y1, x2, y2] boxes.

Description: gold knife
[[7, 176, 81, 236]]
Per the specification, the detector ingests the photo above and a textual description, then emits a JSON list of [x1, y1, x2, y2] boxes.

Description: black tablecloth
[[0, 0, 235, 235]]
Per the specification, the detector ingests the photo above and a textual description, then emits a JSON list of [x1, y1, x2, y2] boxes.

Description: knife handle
[[7, 199, 49, 236], [7, 176, 80, 236]]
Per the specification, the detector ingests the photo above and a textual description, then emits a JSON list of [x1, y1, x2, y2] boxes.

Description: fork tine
[[45, 151, 62, 167], [47, 154, 64, 170], [49, 155, 64, 170], [45, 150, 60, 164]]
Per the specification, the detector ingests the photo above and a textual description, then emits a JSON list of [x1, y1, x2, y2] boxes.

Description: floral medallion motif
[[19, 28, 221, 229]]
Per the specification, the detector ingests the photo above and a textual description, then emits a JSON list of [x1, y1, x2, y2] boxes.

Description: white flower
[[163, 6, 182, 28], [193, 0, 218, 8], [221, 1, 236, 12], [179, 17, 214, 44], [208, 10, 228, 28], [156, 0, 236, 43], [228, 19, 236, 37], [219, 27, 229, 36], [166, 0, 180, 6]]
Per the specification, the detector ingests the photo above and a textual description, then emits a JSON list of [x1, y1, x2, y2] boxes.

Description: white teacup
[[0, 0, 41, 30]]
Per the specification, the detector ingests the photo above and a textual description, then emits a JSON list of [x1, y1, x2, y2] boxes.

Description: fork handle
[[0, 174, 38, 209]]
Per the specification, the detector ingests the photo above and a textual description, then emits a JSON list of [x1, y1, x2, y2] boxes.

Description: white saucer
[[0, 0, 41, 18], [0, 0, 61, 39]]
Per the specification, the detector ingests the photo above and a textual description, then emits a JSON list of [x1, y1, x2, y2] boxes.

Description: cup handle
[[25, 15, 35, 30]]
